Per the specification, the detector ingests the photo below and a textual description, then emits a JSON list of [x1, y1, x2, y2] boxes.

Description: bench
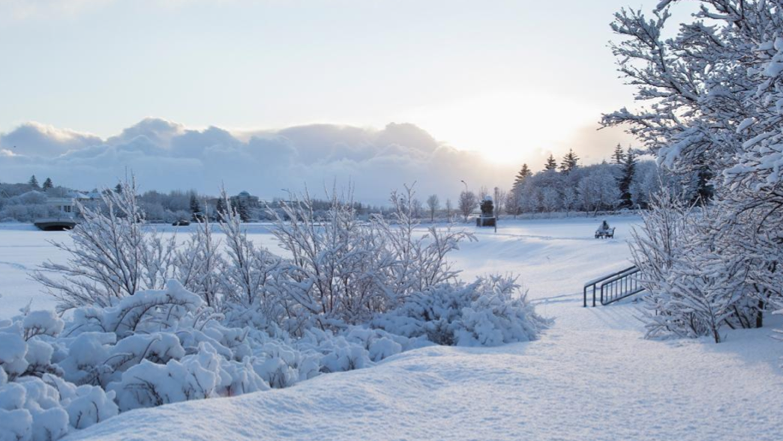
[[595, 227, 615, 239]]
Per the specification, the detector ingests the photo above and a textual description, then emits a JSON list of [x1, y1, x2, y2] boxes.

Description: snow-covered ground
[[3, 215, 783, 440]]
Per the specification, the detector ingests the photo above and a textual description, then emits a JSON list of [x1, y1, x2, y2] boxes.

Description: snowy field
[[2, 215, 783, 440]]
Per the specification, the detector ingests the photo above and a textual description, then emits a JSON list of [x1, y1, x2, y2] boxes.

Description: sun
[[402, 88, 598, 166]]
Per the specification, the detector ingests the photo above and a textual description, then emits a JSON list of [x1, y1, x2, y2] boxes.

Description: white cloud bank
[[0, 118, 524, 204]]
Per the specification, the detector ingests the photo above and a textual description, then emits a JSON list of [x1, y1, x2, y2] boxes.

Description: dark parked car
[[172, 219, 191, 227]]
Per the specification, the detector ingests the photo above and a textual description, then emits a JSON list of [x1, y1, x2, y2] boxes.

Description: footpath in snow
[[3, 216, 782, 440]]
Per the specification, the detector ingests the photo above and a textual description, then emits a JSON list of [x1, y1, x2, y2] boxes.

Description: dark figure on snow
[[595, 220, 614, 239]]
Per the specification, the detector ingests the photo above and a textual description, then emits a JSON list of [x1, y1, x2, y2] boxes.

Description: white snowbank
[[64, 302, 783, 441]]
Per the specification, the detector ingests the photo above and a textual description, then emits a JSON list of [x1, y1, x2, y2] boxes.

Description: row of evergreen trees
[[26, 175, 55, 192], [510, 145, 654, 211]]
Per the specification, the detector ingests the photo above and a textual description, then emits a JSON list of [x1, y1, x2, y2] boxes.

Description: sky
[[0, 0, 682, 202]]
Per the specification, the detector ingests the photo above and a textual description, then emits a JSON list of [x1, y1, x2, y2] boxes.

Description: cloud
[[0, 118, 519, 204], [0, 122, 102, 157]]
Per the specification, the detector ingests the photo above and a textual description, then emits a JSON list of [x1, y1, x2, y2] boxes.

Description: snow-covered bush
[[108, 343, 268, 411], [631, 191, 767, 342], [33, 178, 176, 312], [23, 179, 547, 438], [0, 314, 118, 441], [270, 185, 475, 331], [373, 275, 549, 347]]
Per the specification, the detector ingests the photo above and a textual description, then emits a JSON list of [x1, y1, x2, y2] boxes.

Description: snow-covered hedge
[[12, 181, 547, 440], [373, 275, 549, 346], [0, 311, 118, 441], [0, 283, 424, 440]]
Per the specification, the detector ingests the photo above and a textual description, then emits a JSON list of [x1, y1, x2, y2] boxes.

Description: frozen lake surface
[[0, 216, 637, 318]]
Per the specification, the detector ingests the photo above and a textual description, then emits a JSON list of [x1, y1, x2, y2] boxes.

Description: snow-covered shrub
[[632, 192, 771, 342], [23, 179, 548, 438], [270, 184, 475, 331], [0, 315, 117, 441], [33, 178, 176, 312], [270, 186, 394, 329], [373, 275, 549, 347], [108, 343, 268, 411], [46, 376, 118, 430], [172, 217, 224, 309], [217, 194, 285, 330]]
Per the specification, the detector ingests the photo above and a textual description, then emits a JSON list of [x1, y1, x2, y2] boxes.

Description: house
[[45, 196, 76, 218], [44, 191, 102, 218]]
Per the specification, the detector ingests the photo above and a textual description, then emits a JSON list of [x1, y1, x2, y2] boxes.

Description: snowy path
[[3, 217, 782, 440]]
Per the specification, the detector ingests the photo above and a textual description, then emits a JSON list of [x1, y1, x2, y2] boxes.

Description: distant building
[[45, 191, 102, 218], [45, 197, 75, 218], [230, 191, 260, 208]]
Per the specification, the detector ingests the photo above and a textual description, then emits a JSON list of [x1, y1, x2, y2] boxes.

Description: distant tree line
[[502, 145, 711, 217]]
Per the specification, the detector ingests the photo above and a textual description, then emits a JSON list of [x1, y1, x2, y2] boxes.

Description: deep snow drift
[[2, 215, 782, 440]]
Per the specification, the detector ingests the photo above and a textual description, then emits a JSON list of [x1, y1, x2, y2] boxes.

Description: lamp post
[[460, 180, 468, 193]]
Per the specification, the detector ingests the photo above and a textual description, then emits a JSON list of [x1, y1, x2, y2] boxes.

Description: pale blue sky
[[0, 0, 677, 165]]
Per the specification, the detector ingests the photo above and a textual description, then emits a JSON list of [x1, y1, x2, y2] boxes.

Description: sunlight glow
[[402, 89, 600, 165]]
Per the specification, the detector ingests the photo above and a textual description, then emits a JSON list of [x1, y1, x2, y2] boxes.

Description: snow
[[62, 308, 783, 441], [2, 215, 783, 440]]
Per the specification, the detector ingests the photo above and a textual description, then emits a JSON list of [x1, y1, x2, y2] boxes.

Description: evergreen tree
[[544, 154, 558, 171], [215, 197, 228, 220], [42, 177, 53, 191], [512, 163, 531, 191], [618, 147, 637, 208], [114, 183, 123, 194], [612, 143, 625, 164], [559, 149, 580, 174], [29, 175, 40, 189], [189, 193, 201, 214], [236, 199, 251, 222], [189, 193, 203, 221]]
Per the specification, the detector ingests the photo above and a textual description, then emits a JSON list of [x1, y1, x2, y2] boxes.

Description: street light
[[460, 180, 468, 193]]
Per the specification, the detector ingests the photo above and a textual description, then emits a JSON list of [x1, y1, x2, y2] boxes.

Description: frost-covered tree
[[28, 175, 39, 189], [426, 194, 439, 222], [458, 190, 477, 222], [540, 187, 561, 213], [411, 198, 423, 220], [630, 161, 661, 208], [605, 0, 783, 341], [505, 190, 521, 218], [493, 187, 506, 219], [562, 187, 577, 216]]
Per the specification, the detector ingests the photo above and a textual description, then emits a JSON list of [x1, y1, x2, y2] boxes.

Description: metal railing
[[583, 266, 644, 307]]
